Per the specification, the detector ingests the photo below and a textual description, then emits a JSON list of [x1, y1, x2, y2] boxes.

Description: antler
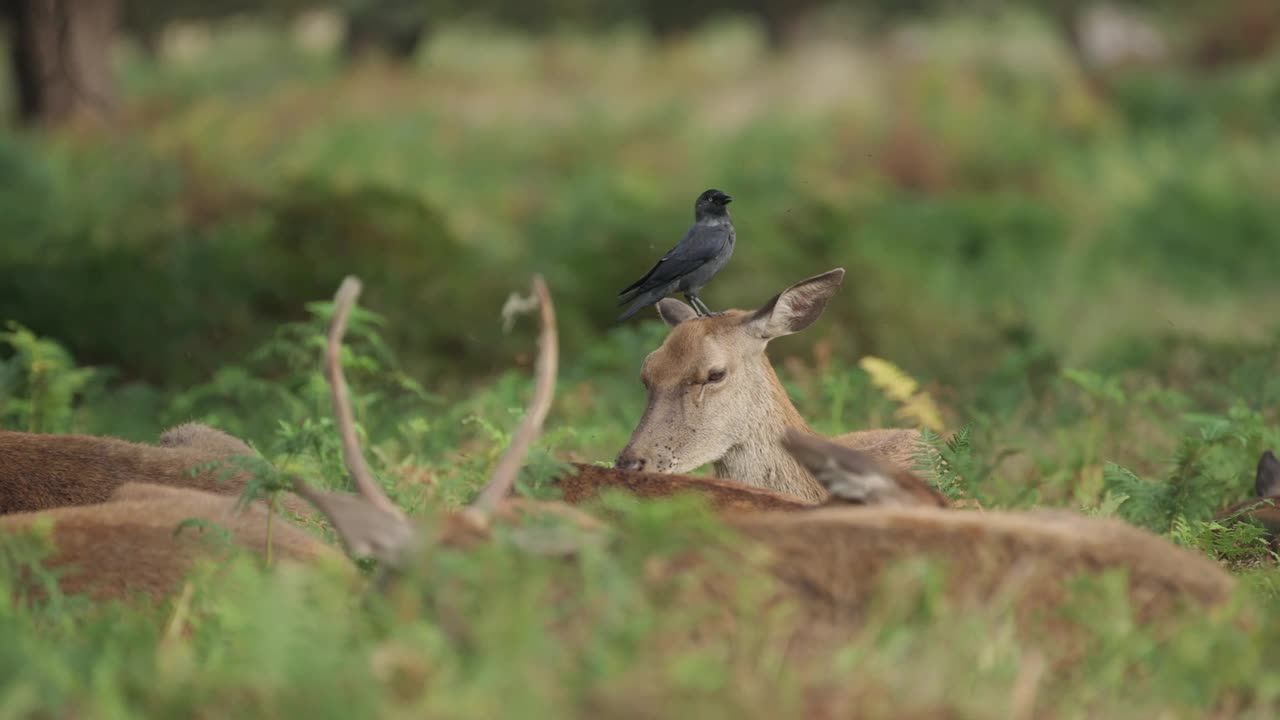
[[292, 273, 565, 564], [325, 277, 407, 522], [470, 274, 558, 514]]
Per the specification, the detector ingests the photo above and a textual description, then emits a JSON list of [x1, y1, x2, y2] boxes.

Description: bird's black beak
[[721, 195, 732, 205]]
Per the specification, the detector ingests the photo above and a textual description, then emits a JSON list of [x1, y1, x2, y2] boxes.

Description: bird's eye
[[707, 368, 727, 384]]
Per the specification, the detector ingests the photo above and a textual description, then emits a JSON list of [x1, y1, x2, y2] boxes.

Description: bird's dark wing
[[616, 257, 666, 297], [616, 286, 667, 323], [617, 224, 730, 301]]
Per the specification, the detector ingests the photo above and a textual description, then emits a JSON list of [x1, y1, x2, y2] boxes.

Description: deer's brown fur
[[0, 423, 314, 517], [1, 483, 343, 602], [730, 505, 1232, 627], [743, 434, 1234, 626], [614, 269, 931, 503]]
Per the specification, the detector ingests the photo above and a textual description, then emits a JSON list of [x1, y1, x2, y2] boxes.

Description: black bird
[[616, 189, 735, 322]]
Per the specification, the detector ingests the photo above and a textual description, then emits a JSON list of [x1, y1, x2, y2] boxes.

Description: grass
[[2, 7, 1280, 718]]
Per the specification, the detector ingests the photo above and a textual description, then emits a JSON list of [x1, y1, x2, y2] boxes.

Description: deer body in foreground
[[0, 422, 311, 517], [296, 276, 1233, 638], [749, 432, 1234, 625], [613, 268, 930, 503], [567, 434, 1229, 625]]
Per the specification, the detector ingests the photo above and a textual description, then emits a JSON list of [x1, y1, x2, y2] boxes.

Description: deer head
[[614, 269, 845, 488]]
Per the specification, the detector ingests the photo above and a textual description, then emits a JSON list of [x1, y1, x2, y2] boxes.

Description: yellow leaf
[[859, 355, 945, 433], [858, 356, 917, 402]]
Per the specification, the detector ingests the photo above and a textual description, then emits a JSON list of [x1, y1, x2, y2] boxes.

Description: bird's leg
[[686, 293, 713, 317]]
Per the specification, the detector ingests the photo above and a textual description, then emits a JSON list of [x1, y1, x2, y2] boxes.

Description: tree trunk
[[340, 1, 429, 63], [4, 0, 119, 125]]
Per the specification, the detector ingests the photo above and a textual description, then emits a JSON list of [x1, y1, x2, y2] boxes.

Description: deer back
[[729, 505, 1234, 626]]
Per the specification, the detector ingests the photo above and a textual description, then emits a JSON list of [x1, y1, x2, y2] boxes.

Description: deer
[[3, 269, 1237, 626], [612, 268, 933, 503], [0, 418, 344, 602], [553, 443, 951, 513], [0, 421, 313, 517], [292, 274, 1235, 637], [1213, 450, 1280, 549]]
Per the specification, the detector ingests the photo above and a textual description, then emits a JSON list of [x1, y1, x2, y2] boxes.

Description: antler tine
[[326, 276, 405, 520], [470, 275, 558, 514]]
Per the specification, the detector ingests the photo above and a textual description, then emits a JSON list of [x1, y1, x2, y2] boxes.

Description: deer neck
[[714, 362, 826, 503]]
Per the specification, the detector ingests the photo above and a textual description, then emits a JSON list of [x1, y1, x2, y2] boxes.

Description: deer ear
[[782, 430, 893, 503], [746, 268, 845, 340], [656, 298, 698, 328], [782, 429, 842, 478], [1256, 450, 1280, 498]]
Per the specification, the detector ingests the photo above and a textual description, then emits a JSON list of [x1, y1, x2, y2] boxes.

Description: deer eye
[[706, 368, 727, 384]]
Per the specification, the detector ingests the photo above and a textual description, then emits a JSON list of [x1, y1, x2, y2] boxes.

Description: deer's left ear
[[746, 268, 845, 341], [1257, 450, 1280, 498]]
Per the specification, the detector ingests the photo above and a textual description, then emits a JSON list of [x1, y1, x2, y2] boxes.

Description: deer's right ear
[[746, 268, 845, 340], [1256, 450, 1280, 498], [656, 298, 698, 327]]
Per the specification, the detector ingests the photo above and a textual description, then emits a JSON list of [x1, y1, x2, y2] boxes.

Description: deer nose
[[615, 452, 647, 472]]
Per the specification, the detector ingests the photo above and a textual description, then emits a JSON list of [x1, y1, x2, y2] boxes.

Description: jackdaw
[[616, 188, 735, 322]]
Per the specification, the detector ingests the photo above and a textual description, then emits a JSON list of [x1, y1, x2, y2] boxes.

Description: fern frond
[[859, 355, 945, 433], [858, 356, 918, 403]]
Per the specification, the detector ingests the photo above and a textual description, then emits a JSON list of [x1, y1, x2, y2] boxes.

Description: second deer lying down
[[0, 422, 311, 517], [0, 421, 337, 601], [613, 268, 931, 503], [0, 483, 343, 601], [296, 275, 1235, 631]]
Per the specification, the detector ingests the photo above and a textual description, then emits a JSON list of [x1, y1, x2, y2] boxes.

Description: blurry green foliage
[[0, 14, 1279, 717], [5, 10, 1280, 394], [0, 323, 98, 434]]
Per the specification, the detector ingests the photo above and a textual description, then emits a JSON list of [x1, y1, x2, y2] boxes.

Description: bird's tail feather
[[616, 290, 662, 323], [617, 265, 659, 297], [617, 281, 654, 305]]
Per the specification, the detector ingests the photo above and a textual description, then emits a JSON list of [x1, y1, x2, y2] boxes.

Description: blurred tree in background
[[1, 0, 119, 123]]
